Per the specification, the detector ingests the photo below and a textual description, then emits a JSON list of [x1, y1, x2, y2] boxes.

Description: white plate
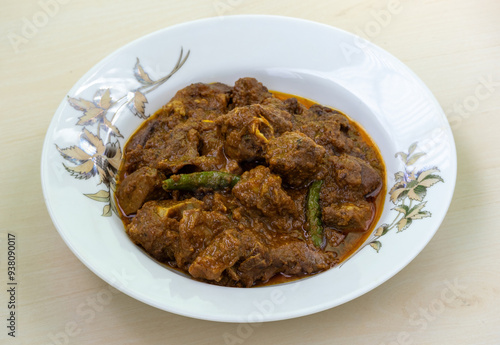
[[41, 15, 456, 322]]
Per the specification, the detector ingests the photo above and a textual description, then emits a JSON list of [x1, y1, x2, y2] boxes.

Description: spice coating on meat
[[116, 166, 165, 215], [231, 77, 272, 107], [265, 131, 327, 187], [216, 105, 272, 162], [232, 166, 297, 218], [116, 78, 385, 287], [189, 228, 335, 287]]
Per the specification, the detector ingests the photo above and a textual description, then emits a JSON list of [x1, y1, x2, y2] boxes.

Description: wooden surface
[[1, 0, 499, 344]]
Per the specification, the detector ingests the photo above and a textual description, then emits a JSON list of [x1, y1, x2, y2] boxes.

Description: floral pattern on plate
[[55, 48, 190, 216], [370, 143, 444, 252]]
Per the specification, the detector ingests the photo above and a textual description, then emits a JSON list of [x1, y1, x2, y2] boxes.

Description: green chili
[[306, 180, 324, 248], [162, 171, 241, 191]]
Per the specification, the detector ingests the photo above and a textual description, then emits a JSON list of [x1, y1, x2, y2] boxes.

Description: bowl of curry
[[41, 15, 456, 322]]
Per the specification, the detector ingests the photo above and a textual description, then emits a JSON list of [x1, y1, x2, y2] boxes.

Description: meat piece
[[127, 199, 204, 262], [324, 229, 345, 247], [323, 201, 374, 232], [116, 167, 164, 215], [216, 106, 273, 161], [124, 119, 158, 153], [331, 154, 382, 196], [155, 123, 201, 173], [216, 103, 293, 162], [145, 83, 232, 136], [319, 154, 382, 208], [124, 119, 202, 174], [232, 77, 272, 107], [163, 82, 232, 117], [175, 209, 232, 269], [154, 198, 204, 220], [123, 147, 166, 173], [283, 97, 307, 115], [192, 121, 241, 173], [232, 165, 297, 217], [262, 238, 336, 277], [298, 118, 355, 155], [188, 228, 336, 286], [265, 131, 326, 187], [261, 96, 307, 118], [258, 104, 293, 135], [188, 228, 243, 281], [308, 104, 347, 119], [294, 104, 359, 156]]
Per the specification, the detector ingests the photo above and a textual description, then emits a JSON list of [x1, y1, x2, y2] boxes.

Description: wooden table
[[1, 1, 499, 344]]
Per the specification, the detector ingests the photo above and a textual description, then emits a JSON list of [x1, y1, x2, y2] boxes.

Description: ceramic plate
[[41, 15, 456, 322]]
